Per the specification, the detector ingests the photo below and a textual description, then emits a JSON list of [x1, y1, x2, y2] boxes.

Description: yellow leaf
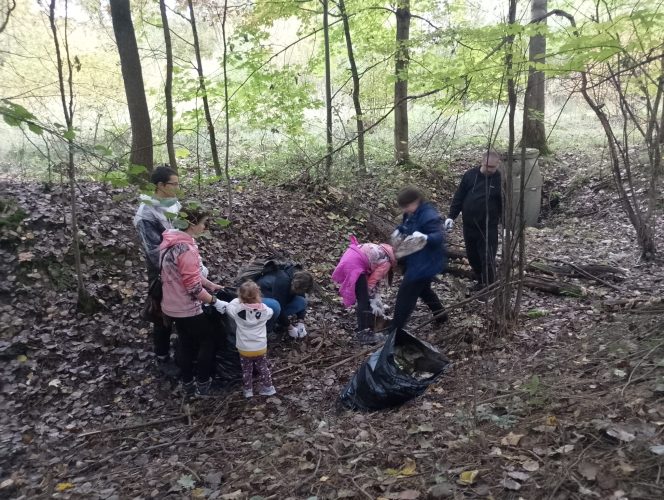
[[386, 458, 417, 477], [546, 415, 558, 426], [55, 482, 74, 492], [16, 355, 28, 362], [320, 475, 329, 482], [458, 470, 479, 485], [192, 488, 207, 498]]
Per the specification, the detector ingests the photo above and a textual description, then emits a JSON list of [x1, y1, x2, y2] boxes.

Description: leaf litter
[[1, 150, 663, 498]]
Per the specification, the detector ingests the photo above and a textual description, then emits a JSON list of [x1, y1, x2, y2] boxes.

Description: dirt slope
[[0, 156, 663, 499]]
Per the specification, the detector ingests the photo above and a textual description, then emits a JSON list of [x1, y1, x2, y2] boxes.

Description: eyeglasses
[[165, 182, 180, 186]]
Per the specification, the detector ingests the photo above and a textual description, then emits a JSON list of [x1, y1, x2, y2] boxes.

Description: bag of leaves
[[234, 256, 302, 286], [202, 288, 243, 384], [339, 329, 450, 411]]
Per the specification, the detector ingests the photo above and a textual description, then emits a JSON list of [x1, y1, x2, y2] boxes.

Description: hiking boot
[[259, 385, 277, 396], [243, 389, 254, 399], [355, 328, 386, 346], [156, 355, 181, 379], [181, 379, 196, 397]]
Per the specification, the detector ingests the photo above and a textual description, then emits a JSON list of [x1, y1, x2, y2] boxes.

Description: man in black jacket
[[445, 150, 502, 291]]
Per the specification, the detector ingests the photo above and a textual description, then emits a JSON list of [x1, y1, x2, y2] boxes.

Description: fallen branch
[[78, 415, 185, 438]]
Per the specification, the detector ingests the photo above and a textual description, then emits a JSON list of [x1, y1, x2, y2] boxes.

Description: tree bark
[[338, 0, 365, 173], [394, 0, 410, 164], [522, 0, 549, 154], [220, 0, 233, 216], [323, 0, 333, 180], [109, 0, 153, 173], [158, 0, 177, 171], [188, 0, 222, 177]]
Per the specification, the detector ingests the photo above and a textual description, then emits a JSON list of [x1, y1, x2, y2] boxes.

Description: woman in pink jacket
[[332, 235, 395, 345], [160, 207, 224, 396]]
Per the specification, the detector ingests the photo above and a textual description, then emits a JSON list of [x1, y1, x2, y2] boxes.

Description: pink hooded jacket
[[159, 229, 216, 318], [331, 235, 395, 307]]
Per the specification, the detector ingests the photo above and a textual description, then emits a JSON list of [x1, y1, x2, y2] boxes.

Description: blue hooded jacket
[[397, 202, 446, 282]]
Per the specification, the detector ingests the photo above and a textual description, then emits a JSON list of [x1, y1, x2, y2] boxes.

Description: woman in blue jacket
[[391, 187, 447, 331]]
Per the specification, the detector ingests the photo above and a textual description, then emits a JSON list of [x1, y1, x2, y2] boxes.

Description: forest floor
[[1, 150, 663, 500]]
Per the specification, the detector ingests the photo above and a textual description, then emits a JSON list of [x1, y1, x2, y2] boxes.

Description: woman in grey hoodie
[[133, 165, 181, 376]]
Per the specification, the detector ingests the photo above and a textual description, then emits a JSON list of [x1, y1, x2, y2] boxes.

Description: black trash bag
[[198, 287, 242, 385], [339, 328, 450, 411]]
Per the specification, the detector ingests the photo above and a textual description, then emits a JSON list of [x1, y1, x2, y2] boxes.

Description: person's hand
[[209, 283, 223, 292], [411, 231, 427, 240], [444, 218, 455, 231], [370, 294, 387, 318], [212, 301, 227, 314]]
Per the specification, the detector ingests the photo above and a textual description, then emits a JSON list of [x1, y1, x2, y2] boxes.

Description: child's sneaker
[[259, 385, 277, 396], [243, 389, 254, 398]]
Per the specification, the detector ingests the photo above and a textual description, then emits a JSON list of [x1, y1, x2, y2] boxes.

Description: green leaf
[[215, 218, 231, 228], [175, 147, 190, 159], [128, 164, 148, 175], [27, 122, 43, 135], [63, 129, 76, 141]]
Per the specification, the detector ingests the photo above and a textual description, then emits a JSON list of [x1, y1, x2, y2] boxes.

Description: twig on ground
[[621, 340, 664, 396], [78, 415, 185, 438]]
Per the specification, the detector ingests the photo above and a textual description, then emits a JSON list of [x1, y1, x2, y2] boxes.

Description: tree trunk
[[159, 0, 177, 171], [494, 0, 519, 334], [49, 0, 95, 313], [522, 0, 549, 154], [323, 0, 333, 180], [394, 0, 410, 164], [338, 0, 365, 173], [109, 0, 153, 173], [0, 0, 16, 34], [220, 0, 233, 216], [188, 0, 222, 177]]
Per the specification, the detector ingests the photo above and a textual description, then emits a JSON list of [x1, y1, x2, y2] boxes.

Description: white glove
[[369, 294, 388, 318], [296, 322, 308, 338], [444, 218, 455, 231], [411, 231, 427, 240], [212, 300, 227, 314]]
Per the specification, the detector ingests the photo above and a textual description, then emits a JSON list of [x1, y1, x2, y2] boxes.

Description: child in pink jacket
[[332, 235, 395, 344]]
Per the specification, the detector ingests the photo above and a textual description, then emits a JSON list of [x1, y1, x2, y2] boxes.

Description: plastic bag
[[202, 288, 243, 384], [339, 328, 450, 411]]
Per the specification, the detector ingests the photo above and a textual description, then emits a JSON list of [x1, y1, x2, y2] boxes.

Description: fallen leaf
[[522, 460, 540, 472], [55, 482, 74, 492], [177, 474, 195, 490], [613, 369, 627, 378], [649, 444, 664, 455], [18, 251, 34, 262], [16, 355, 28, 363], [458, 470, 479, 485], [507, 471, 530, 481], [386, 458, 417, 477], [546, 415, 558, 426], [578, 461, 599, 481], [384, 490, 420, 500], [501, 432, 525, 446], [606, 427, 635, 442], [501, 478, 521, 490], [320, 476, 329, 482], [555, 444, 575, 454], [220, 491, 244, 500]]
